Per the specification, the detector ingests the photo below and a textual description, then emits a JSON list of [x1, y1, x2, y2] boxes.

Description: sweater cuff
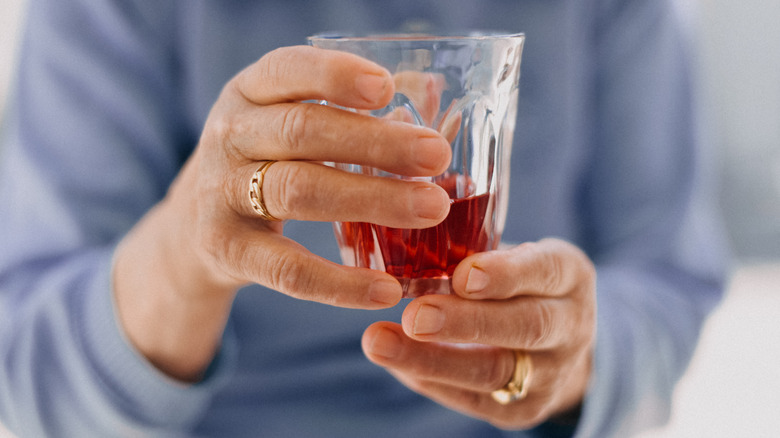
[[78, 248, 237, 429]]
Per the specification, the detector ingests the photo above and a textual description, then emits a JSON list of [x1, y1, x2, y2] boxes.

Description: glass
[[308, 32, 525, 297]]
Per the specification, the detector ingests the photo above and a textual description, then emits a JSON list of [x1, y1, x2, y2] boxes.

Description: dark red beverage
[[334, 174, 500, 297]]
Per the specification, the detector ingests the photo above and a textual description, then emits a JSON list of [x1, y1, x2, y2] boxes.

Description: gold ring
[[491, 350, 533, 405], [248, 161, 281, 221]]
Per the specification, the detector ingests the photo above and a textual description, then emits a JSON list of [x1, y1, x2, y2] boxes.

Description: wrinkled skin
[[112, 46, 595, 430]]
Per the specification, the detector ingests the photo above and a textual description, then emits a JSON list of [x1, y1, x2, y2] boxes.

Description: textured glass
[[309, 33, 524, 297]]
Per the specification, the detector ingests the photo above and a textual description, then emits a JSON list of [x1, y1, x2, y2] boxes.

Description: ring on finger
[[491, 350, 533, 405], [248, 160, 282, 221]]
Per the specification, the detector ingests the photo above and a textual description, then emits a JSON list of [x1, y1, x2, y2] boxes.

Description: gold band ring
[[491, 350, 533, 405], [248, 161, 281, 221]]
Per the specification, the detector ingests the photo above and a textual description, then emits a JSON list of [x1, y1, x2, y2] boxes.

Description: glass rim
[[307, 31, 524, 43]]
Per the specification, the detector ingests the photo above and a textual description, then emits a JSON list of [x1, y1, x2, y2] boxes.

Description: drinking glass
[[309, 32, 525, 297]]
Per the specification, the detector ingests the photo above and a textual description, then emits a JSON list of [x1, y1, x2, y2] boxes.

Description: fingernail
[[368, 279, 402, 305], [355, 72, 389, 104], [412, 186, 450, 220], [369, 328, 403, 359], [413, 304, 446, 335], [465, 266, 490, 294], [414, 134, 450, 173]]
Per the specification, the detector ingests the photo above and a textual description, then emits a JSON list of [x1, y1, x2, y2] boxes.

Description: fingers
[[399, 295, 569, 350], [451, 239, 596, 300], [361, 239, 597, 427], [203, 46, 453, 228], [228, 161, 450, 227], [387, 372, 550, 430], [190, 45, 456, 309], [207, 227, 403, 309], [363, 322, 514, 393], [221, 46, 451, 175], [393, 239, 596, 350], [235, 46, 394, 108], [362, 322, 554, 429], [209, 101, 451, 177], [183, 46, 454, 311]]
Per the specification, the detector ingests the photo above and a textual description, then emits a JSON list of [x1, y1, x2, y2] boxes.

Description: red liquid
[[334, 176, 499, 297]]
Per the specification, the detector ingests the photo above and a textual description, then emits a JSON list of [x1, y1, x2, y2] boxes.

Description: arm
[[0, 1, 221, 435]]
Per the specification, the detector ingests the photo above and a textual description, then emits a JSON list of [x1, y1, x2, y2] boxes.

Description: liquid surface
[[334, 175, 499, 296]]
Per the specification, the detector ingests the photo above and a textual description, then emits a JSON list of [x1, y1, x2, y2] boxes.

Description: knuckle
[[256, 47, 289, 89], [269, 164, 310, 217], [266, 250, 313, 296], [225, 233, 271, 282], [484, 350, 512, 390], [265, 252, 345, 307], [539, 248, 564, 293], [277, 104, 313, 153], [230, 239, 259, 281], [204, 229, 256, 283], [524, 301, 555, 349], [208, 111, 249, 158]]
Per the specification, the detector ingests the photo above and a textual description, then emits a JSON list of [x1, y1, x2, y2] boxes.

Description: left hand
[[362, 238, 596, 429]]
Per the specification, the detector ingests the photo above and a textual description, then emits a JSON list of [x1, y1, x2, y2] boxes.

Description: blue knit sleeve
[[573, 0, 729, 436], [0, 0, 237, 435]]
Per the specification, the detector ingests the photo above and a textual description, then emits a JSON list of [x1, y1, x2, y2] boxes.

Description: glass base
[[399, 277, 453, 298]]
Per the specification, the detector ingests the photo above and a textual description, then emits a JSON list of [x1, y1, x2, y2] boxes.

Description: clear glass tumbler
[[309, 32, 525, 297]]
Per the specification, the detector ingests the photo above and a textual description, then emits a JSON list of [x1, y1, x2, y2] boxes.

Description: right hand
[[112, 46, 452, 380]]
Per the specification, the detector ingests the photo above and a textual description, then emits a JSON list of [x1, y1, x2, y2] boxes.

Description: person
[[0, 0, 728, 437]]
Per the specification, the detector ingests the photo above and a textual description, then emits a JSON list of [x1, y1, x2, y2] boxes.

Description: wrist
[[113, 201, 237, 382]]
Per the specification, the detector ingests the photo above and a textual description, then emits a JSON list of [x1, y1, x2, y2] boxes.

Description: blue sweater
[[0, 0, 728, 436]]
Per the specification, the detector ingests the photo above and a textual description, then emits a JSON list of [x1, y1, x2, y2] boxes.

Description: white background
[[1, 1, 779, 437]]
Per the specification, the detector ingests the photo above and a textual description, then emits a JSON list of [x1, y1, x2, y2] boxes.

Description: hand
[[187, 46, 453, 305], [112, 46, 453, 380], [362, 238, 596, 429]]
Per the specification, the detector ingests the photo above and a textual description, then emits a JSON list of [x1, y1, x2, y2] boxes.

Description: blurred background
[[0, 1, 778, 437]]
